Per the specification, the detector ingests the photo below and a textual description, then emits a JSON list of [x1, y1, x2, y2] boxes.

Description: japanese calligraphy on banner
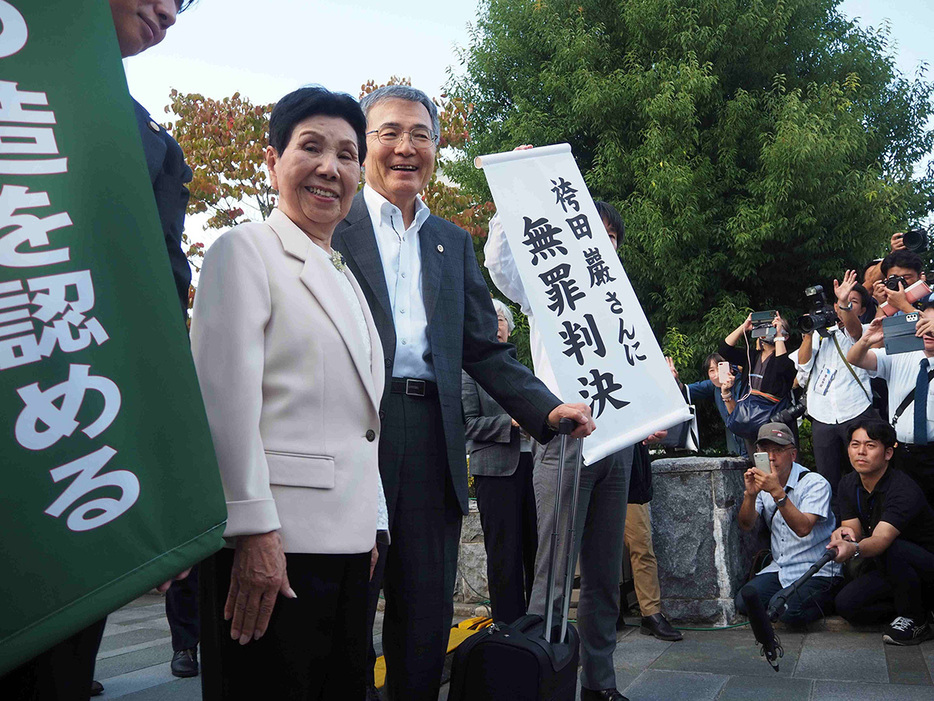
[[0, 1, 225, 674], [476, 144, 691, 464]]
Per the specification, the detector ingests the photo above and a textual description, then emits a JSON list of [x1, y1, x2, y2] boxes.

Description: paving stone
[[884, 643, 933, 686], [613, 626, 676, 673], [620, 669, 728, 701], [94, 641, 175, 680], [716, 674, 813, 701], [99, 627, 174, 654], [96, 662, 183, 698], [116, 679, 198, 701], [650, 628, 805, 678], [811, 679, 934, 700], [793, 631, 888, 683], [924, 643, 934, 679]]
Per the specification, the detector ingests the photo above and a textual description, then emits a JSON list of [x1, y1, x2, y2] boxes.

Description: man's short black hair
[[881, 249, 923, 277], [921, 300, 934, 313], [595, 201, 625, 247], [847, 419, 897, 450], [851, 283, 872, 311], [268, 87, 367, 164]]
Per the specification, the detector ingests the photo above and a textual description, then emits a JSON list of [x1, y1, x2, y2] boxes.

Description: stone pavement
[[96, 596, 933, 700]]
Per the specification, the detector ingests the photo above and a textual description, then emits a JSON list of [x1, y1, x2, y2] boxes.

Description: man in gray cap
[[735, 422, 843, 625]]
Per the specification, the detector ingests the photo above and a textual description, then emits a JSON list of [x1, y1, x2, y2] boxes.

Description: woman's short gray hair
[[359, 85, 440, 143], [491, 298, 515, 335]]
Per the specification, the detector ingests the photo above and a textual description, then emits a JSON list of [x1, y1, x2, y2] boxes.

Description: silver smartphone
[[753, 452, 771, 474]]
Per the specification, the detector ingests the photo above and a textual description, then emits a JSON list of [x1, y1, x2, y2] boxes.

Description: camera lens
[[903, 228, 927, 253], [798, 314, 815, 333]]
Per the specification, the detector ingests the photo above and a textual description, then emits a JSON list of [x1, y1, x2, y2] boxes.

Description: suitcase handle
[[544, 418, 584, 644]]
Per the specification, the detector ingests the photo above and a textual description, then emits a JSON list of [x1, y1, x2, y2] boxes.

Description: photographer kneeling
[[736, 423, 842, 626], [792, 271, 878, 510]]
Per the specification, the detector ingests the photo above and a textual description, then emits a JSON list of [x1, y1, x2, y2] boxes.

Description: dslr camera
[[797, 285, 838, 338], [901, 227, 928, 254]]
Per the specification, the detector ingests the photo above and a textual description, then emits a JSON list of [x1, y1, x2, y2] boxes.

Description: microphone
[[740, 584, 782, 672], [767, 547, 838, 621]]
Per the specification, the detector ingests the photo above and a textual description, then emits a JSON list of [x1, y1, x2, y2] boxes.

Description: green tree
[[447, 0, 934, 382]]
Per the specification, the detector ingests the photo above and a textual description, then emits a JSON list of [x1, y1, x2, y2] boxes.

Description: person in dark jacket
[[461, 299, 537, 624]]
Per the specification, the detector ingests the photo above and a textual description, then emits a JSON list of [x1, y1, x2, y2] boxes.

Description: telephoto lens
[[902, 227, 928, 253]]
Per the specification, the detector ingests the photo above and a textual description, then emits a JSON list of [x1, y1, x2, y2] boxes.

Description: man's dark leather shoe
[[366, 684, 382, 701], [90, 680, 104, 697], [580, 688, 629, 701], [640, 612, 683, 641], [170, 648, 199, 678]]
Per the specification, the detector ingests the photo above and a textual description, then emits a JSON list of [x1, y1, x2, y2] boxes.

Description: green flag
[[0, 1, 226, 675]]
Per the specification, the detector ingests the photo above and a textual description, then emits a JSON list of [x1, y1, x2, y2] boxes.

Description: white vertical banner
[[476, 144, 691, 464]]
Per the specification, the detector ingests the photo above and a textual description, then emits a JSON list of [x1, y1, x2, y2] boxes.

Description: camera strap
[[893, 367, 934, 426], [831, 334, 871, 402]]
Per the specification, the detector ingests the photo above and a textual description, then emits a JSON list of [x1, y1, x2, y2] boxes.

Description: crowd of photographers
[[668, 229, 934, 647]]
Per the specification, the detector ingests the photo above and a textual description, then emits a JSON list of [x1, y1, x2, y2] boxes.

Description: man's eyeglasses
[[366, 126, 437, 149]]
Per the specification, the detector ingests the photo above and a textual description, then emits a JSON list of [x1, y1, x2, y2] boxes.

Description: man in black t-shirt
[[830, 420, 934, 645]]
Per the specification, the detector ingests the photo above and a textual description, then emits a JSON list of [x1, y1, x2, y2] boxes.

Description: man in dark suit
[[462, 300, 538, 625], [333, 85, 594, 701]]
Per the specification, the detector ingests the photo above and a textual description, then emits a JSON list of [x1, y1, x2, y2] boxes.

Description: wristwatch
[[851, 542, 861, 560], [774, 494, 788, 508], [838, 301, 853, 311]]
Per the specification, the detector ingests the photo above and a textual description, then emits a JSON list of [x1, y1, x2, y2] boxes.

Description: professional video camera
[[902, 227, 928, 254], [797, 285, 837, 338], [750, 311, 777, 341]]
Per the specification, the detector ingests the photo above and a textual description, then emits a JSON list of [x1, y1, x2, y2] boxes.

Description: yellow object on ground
[[373, 617, 494, 688]]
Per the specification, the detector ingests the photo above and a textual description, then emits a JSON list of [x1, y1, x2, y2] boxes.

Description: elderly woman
[[461, 299, 537, 624], [191, 87, 387, 700]]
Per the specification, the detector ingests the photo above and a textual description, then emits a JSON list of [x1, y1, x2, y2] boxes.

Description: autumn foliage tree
[[167, 89, 276, 230]]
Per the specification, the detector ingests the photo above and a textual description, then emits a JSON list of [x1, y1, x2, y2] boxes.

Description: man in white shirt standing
[[486, 197, 659, 701], [847, 303, 934, 507], [792, 271, 878, 509]]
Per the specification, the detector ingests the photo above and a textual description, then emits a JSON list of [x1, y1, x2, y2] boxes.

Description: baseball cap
[[756, 422, 795, 447]]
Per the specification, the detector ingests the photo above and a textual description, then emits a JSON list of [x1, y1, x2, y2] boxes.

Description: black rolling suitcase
[[448, 419, 584, 701]]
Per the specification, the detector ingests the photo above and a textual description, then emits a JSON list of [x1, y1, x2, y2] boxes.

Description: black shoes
[[170, 647, 199, 677], [581, 688, 629, 701], [640, 613, 683, 641], [90, 680, 104, 697], [883, 616, 932, 646], [366, 684, 382, 701]]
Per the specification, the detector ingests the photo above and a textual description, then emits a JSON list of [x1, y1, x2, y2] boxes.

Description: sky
[[124, 0, 934, 240]]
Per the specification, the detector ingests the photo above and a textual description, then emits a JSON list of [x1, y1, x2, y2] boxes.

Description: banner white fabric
[[476, 144, 691, 463]]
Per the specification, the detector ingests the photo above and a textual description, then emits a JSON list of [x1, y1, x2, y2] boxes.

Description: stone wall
[[455, 501, 490, 604], [454, 456, 763, 626], [651, 456, 763, 625]]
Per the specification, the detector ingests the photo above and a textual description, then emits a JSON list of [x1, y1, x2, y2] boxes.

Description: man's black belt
[[390, 377, 438, 398]]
